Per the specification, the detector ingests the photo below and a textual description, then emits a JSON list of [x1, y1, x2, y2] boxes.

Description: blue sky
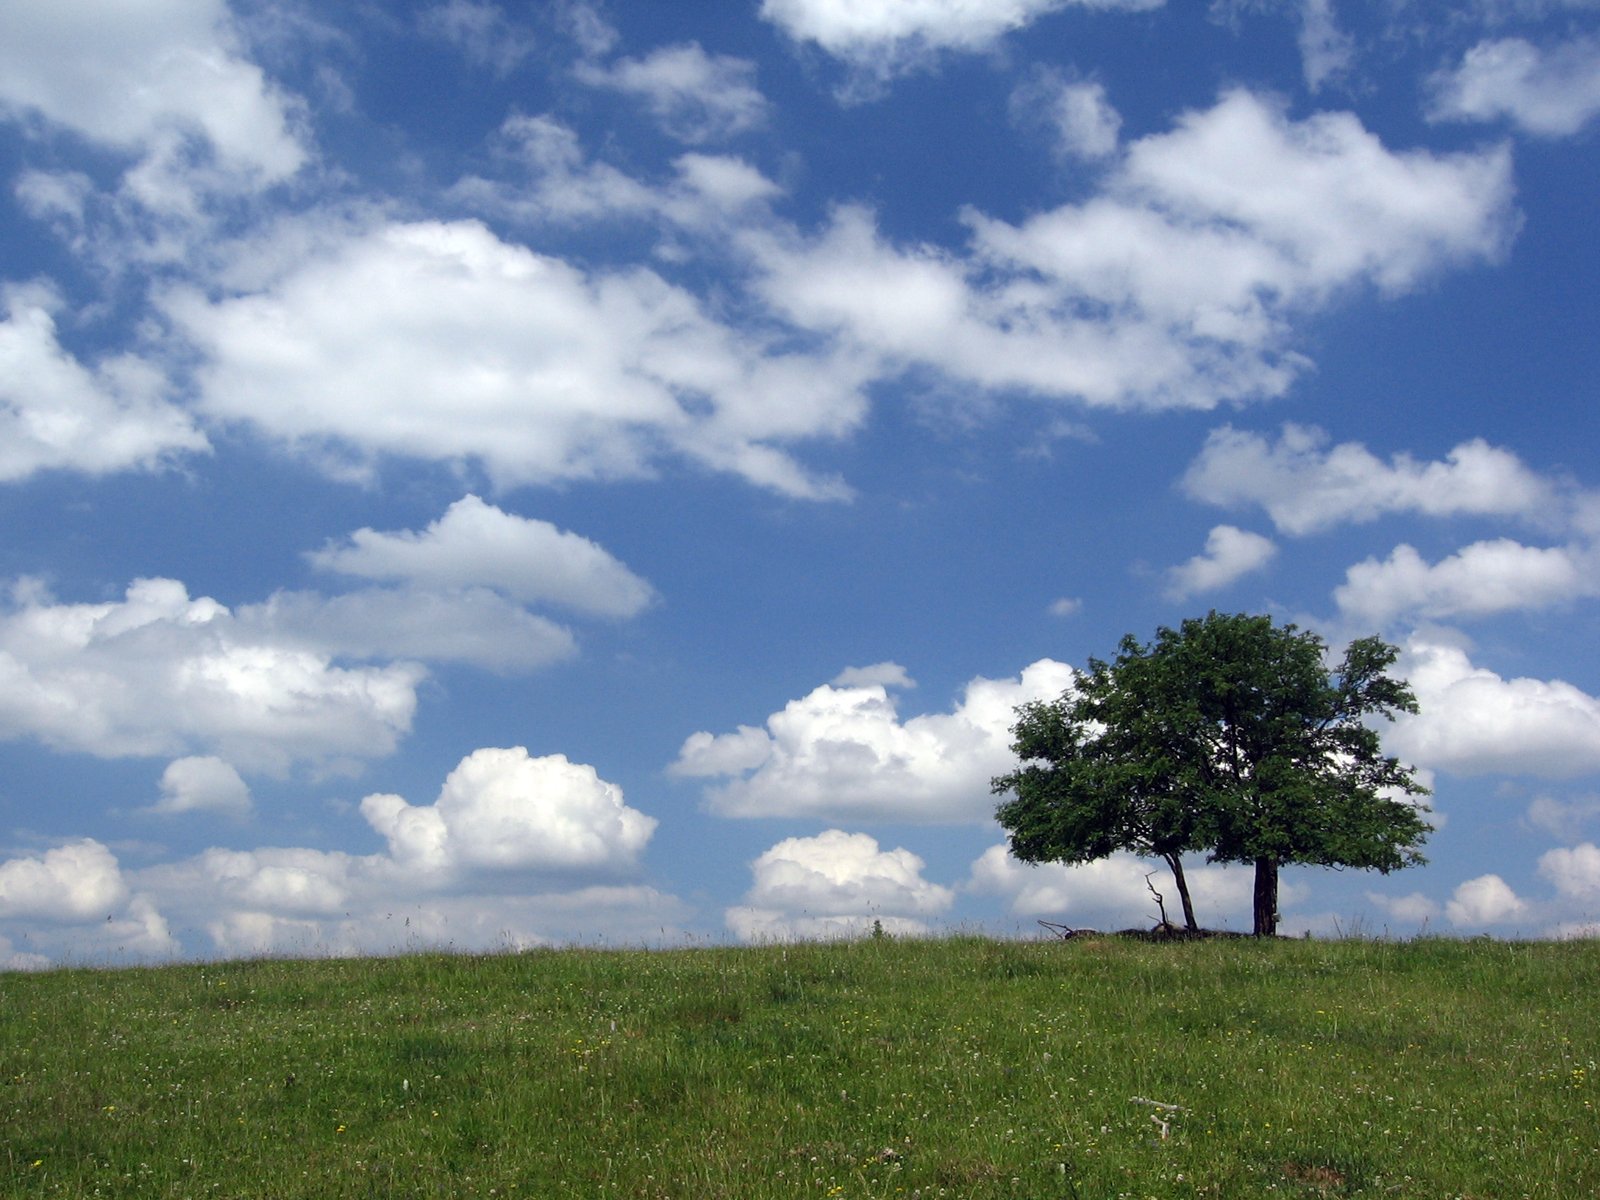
[[3, 0, 1600, 966]]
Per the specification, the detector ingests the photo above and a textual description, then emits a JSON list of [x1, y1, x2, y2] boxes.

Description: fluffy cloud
[[726, 830, 954, 942], [0, 842, 176, 962], [1391, 637, 1600, 778], [0, 840, 129, 921], [0, 577, 422, 773], [577, 43, 769, 143], [190, 846, 356, 915], [1011, 70, 1121, 160], [100, 747, 673, 962], [1430, 36, 1600, 137], [673, 658, 1075, 822], [248, 496, 654, 674], [1538, 842, 1600, 898], [0, 0, 306, 202], [967, 844, 1262, 931], [0, 292, 207, 481], [1445, 873, 1527, 926], [760, 0, 1161, 75], [164, 217, 863, 499], [754, 91, 1512, 412], [1334, 540, 1596, 625], [361, 747, 657, 878], [1164, 525, 1276, 600], [1182, 425, 1564, 535], [149, 756, 252, 817], [309, 495, 654, 618]]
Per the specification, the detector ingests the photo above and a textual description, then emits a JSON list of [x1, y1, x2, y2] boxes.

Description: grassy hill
[[2, 935, 1596, 1198]]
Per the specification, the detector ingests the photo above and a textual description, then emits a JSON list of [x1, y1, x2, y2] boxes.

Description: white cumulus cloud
[[100, 747, 673, 964], [0, 577, 422, 774], [0, 840, 129, 921], [673, 658, 1074, 823], [361, 747, 657, 878], [1430, 36, 1600, 137], [0, 291, 207, 481], [164, 217, 864, 499], [308, 495, 654, 618], [754, 91, 1512, 413], [1011, 69, 1122, 160], [1445, 873, 1527, 926], [0, 0, 307, 202], [760, 0, 1161, 79], [1334, 539, 1596, 626], [726, 829, 954, 942], [1537, 842, 1600, 898], [1391, 637, 1600, 778], [1164, 525, 1276, 600], [149, 756, 252, 817], [1182, 424, 1566, 535]]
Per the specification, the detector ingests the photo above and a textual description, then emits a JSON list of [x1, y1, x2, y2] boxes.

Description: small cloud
[[1163, 525, 1276, 600], [1445, 873, 1526, 926], [1538, 842, 1600, 899], [725, 829, 953, 942], [1048, 597, 1083, 618], [832, 662, 916, 689], [1011, 68, 1122, 160], [759, 0, 1162, 87], [1429, 36, 1600, 138], [148, 756, 252, 817], [1183, 425, 1566, 536], [1526, 794, 1600, 840], [1297, 0, 1354, 92], [309, 495, 655, 619], [576, 43, 769, 144]]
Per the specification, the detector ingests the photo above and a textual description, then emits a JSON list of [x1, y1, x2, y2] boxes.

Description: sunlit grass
[[2, 935, 1596, 1197]]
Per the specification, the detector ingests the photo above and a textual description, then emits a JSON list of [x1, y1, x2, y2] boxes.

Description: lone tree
[[993, 611, 1431, 936]]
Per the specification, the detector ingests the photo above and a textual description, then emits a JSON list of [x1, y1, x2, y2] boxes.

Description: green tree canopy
[[993, 611, 1431, 935]]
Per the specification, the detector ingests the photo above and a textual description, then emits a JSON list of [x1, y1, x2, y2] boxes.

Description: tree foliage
[[992, 612, 1431, 935]]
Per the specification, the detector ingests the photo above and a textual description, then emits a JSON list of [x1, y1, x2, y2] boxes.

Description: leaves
[[993, 612, 1432, 932]]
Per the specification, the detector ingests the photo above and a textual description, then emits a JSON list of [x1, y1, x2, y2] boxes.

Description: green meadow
[[2, 935, 1595, 1198]]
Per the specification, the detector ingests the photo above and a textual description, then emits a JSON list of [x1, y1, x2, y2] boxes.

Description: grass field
[[2, 934, 1596, 1198]]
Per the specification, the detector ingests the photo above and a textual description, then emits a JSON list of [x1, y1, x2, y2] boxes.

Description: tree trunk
[[1252, 857, 1279, 937], [1163, 853, 1199, 932]]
